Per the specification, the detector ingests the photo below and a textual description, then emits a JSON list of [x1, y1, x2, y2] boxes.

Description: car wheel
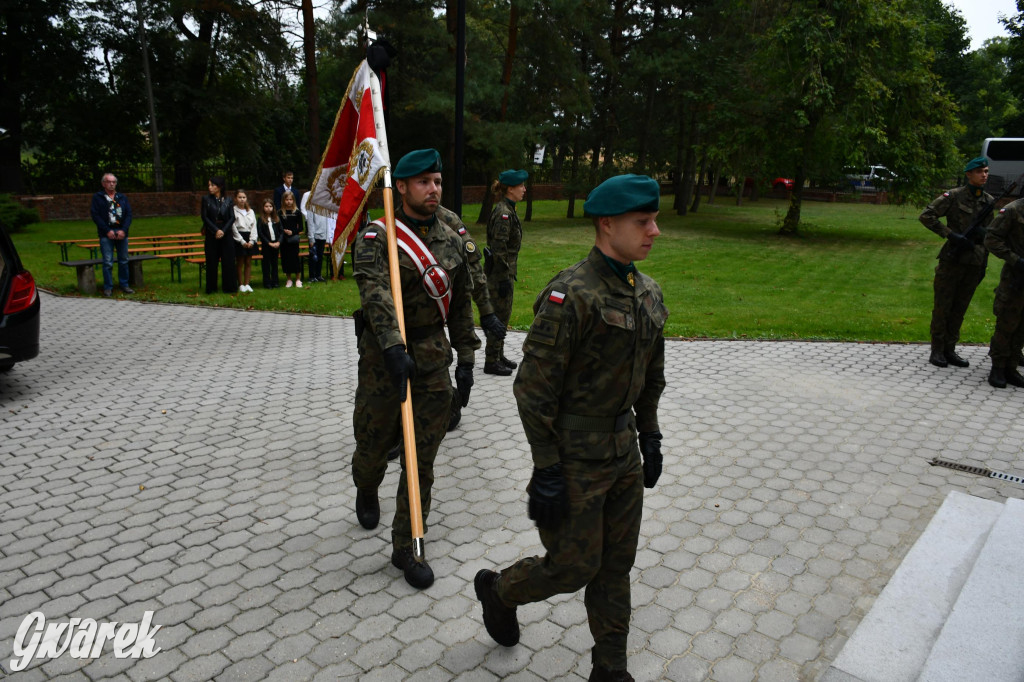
[[774, 182, 786, 192]]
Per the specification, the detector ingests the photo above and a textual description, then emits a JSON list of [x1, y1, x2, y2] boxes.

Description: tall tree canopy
[[3, 0, 1018, 236]]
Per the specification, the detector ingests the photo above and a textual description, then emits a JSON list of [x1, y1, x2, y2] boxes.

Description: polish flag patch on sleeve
[[364, 231, 378, 239], [502, 214, 510, 220], [548, 290, 566, 305], [458, 226, 467, 235]]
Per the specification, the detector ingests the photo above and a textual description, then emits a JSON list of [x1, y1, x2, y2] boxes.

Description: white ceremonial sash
[[373, 218, 452, 321]]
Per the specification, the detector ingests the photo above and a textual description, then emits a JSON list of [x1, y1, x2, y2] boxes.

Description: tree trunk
[[707, 166, 719, 205], [499, 3, 519, 121], [567, 124, 582, 219], [780, 121, 817, 235], [137, 0, 163, 191], [302, 0, 320, 179], [0, 10, 24, 192], [678, 108, 698, 215], [691, 154, 707, 213]]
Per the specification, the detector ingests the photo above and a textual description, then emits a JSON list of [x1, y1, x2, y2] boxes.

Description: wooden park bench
[[59, 254, 159, 294]]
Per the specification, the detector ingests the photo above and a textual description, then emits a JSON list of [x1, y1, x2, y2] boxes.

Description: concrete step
[[916, 496, 1024, 682], [819, 491, 1003, 682]]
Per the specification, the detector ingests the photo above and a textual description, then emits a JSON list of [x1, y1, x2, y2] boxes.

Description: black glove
[[638, 431, 663, 489], [497, 279, 512, 298], [480, 313, 506, 341], [382, 345, 416, 402], [527, 463, 568, 530], [947, 231, 970, 248], [454, 362, 473, 407]]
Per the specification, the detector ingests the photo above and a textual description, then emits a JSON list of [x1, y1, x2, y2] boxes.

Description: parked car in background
[[0, 223, 40, 373], [845, 165, 895, 192], [772, 177, 795, 192]]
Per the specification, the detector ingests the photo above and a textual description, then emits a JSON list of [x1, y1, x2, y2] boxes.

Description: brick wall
[[16, 184, 576, 222]]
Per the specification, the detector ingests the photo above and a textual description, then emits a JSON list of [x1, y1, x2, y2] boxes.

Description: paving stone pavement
[[2, 292, 1023, 681]]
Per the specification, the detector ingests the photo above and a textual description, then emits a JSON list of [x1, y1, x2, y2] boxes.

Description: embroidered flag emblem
[[364, 231, 378, 239], [457, 226, 467, 235], [501, 214, 509, 220], [548, 290, 566, 304]]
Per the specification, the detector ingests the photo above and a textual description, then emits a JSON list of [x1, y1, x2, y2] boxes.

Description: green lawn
[[10, 195, 998, 343]]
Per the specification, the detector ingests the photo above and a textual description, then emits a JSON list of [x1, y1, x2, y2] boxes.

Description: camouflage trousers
[[485, 279, 514, 363], [352, 349, 452, 552], [496, 451, 644, 670], [930, 260, 986, 351], [989, 279, 1024, 368]]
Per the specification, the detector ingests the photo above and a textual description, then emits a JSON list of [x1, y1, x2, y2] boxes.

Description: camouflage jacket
[[353, 206, 477, 376], [436, 205, 494, 318], [919, 185, 994, 267], [985, 198, 1024, 285], [487, 197, 522, 281], [512, 246, 668, 469]]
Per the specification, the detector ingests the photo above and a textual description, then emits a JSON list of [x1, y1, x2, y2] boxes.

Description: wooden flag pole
[[368, 69, 425, 562]]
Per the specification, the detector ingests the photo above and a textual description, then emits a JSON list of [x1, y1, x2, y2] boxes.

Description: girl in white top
[[232, 189, 258, 293]]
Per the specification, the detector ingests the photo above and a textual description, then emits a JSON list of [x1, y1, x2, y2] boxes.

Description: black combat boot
[[944, 347, 969, 367], [499, 355, 518, 370], [929, 349, 948, 368], [989, 366, 1008, 389], [484, 361, 513, 376], [474, 569, 520, 646], [589, 664, 635, 682], [1007, 367, 1024, 387], [448, 390, 462, 431], [391, 547, 434, 589], [355, 488, 380, 529]]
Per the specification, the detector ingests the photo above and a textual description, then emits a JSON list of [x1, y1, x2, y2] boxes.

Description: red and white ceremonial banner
[[304, 59, 388, 274]]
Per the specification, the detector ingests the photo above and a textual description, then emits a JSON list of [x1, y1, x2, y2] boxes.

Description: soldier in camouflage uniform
[[919, 157, 993, 369], [483, 169, 528, 375], [351, 149, 477, 589], [474, 174, 668, 682], [984, 197, 1024, 388], [436, 204, 507, 429]]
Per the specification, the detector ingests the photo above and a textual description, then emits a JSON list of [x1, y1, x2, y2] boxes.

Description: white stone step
[[916, 497, 1024, 682], [819, 491, 1003, 682]]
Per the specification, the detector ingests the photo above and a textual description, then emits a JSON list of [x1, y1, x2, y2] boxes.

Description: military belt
[[554, 411, 632, 433], [405, 322, 444, 342]]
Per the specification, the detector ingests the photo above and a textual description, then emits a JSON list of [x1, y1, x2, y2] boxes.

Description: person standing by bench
[[90, 173, 134, 297], [202, 175, 237, 294], [279, 190, 304, 288], [232, 189, 258, 293], [257, 198, 282, 289]]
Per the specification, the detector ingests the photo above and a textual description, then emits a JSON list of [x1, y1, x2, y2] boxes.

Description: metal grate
[[929, 458, 1024, 486]]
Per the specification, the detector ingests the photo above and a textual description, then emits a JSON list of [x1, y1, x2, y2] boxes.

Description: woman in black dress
[[201, 175, 236, 294], [257, 198, 282, 289], [278, 191, 304, 287]]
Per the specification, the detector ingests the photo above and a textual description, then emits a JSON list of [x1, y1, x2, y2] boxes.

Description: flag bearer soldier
[[351, 149, 477, 588], [434, 204, 506, 429], [474, 174, 668, 682], [984, 195, 1024, 388], [919, 156, 993, 369], [483, 169, 528, 375]]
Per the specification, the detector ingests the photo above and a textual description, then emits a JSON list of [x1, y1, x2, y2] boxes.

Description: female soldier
[[484, 169, 527, 375]]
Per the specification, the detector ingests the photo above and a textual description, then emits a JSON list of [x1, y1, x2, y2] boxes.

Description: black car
[[0, 223, 40, 372]]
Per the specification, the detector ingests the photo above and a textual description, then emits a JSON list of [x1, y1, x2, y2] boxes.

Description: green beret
[[498, 169, 528, 186], [583, 174, 661, 216], [964, 156, 989, 172], [394, 149, 442, 179]]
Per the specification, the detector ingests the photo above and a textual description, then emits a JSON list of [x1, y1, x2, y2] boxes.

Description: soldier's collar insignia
[[548, 290, 566, 305], [627, 272, 635, 287]]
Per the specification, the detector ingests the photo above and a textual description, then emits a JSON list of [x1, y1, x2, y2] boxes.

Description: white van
[[980, 138, 1024, 194]]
